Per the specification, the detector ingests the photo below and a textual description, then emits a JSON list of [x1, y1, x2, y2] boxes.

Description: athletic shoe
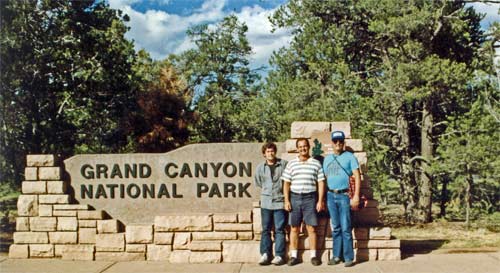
[[271, 256, 285, 266], [328, 257, 341, 265], [258, 253, 271, 266], [344, 261, 355, 267]]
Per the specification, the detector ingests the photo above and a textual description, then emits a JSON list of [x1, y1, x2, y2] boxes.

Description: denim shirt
[[254, 158, 288, 210]]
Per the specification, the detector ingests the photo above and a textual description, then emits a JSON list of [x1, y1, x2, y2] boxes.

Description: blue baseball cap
[[331, 131, 345, 141]]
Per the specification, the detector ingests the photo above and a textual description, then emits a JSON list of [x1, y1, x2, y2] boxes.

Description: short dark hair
[[261, 142, 277, 154], [296, 138, 310, 148]]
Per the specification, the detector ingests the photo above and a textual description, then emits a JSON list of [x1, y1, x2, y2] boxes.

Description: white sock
[[291, 250, 298, 258], [310, 250, 317, 258]]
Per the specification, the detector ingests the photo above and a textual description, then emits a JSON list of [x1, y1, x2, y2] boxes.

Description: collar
[[331, 151, 345, 158], [266, 158, 283, 166], [296, 156, 313, 163]]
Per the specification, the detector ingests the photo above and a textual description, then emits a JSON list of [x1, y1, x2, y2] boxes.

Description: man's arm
[[316, 179, 325, 212], [254, 165, 262, 188], [317, 162, 326, 212], [351, 168, 361, 209], [283, 180, 291, 211]]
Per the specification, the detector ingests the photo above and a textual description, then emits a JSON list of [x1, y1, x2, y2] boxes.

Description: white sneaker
[[271, 256, 285, 265], [259, 253, 270, 265]]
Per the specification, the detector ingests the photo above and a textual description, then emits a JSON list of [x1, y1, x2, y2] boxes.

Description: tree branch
[[374, 129, 399, 134], [374, 122, 397, 127], [409, 155, 430, 164], [432, 121, 448, 128]]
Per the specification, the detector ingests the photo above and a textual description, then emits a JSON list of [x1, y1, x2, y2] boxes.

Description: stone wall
[[9, 122, 400, 262]]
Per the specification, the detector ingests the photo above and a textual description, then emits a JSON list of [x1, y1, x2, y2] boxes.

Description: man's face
[[332, 139, 344, 152], [264, 148, 276, 162], [297, 140, 310, 157]]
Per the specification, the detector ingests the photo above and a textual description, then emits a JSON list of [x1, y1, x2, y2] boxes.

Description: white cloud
[[110, 1, 498, 70], [468, 3, 500, 63], [470, 2, 500, 28], [234, 5, 292, 69], [110, 0, 228, 59], [109, 0, 292, 68]]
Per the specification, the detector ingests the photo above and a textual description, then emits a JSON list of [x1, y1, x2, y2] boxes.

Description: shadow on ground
[[400, 239, 448, 258]]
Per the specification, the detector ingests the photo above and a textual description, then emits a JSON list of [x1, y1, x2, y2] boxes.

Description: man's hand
[[316, 200, 325, 212], [284, 201, 292, 212], [350, 196, 360, 211]]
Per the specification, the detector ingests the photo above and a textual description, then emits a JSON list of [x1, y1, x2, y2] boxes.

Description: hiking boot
[[311, 257, 321, 266], [344, 260, 355, 267], [271, 256, 285, 266], [287, 257, 301, 266], [258, 253, 271, 266], [328, 257, 341, 265]]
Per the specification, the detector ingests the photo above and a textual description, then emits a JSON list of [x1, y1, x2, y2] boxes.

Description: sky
[[108, 0, 500, 71], [108, 0, 291, 71]]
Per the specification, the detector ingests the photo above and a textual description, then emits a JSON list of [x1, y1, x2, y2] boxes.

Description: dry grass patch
[[380, 204, 500, 253]]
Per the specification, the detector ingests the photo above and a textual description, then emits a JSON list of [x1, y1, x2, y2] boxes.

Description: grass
[[0, 183, 20, 202], [381, 204, 500, 254], [0, 184, 18, 252]]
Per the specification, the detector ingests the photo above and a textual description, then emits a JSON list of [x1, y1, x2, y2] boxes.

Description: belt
[[291, 191, 316, 196], [328, 188, 349, 194]]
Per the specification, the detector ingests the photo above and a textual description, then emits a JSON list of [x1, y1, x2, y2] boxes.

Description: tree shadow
[[400, 239, 448, 259], [0, 221, 14, 253], [0, 197, 17, 253]]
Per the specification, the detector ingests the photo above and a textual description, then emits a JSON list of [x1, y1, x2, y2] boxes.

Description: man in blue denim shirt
[[254, 142, 288, 266]]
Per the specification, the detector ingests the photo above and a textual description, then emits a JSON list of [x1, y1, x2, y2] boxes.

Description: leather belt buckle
[[329, 188, 348, 194]]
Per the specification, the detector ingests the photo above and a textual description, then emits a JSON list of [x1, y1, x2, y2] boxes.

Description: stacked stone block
[[148, 213, 257, 263], [10, 155, 105, 260], [11, 155, 71, 259], [10, 121, 400, 262]]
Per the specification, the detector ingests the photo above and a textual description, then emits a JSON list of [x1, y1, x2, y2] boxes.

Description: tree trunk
[[439, 175, 449, 218], [418, 103, 434, 223], [465, 169, 473, 229], [397, 108, 419, 223]]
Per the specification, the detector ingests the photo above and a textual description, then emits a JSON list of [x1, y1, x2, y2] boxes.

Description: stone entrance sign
[[64, 143, 270, 224], [10, 121, 401, 262]]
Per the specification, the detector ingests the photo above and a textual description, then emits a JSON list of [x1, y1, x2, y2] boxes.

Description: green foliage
[[257, 0, 495, 222], [0, 0, 137, 186], [480, 212, 500, 233], [176, 15, 260, 142], [0, 0, 497, 225], [0, 183, 19, 202], [435, 87, 500, 220]]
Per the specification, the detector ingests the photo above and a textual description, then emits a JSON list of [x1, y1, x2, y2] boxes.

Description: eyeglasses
[[332, 139, 344, 144]]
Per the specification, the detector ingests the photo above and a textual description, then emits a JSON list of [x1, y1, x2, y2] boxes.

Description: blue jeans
[[260, 208, 287, 257], [327, 191, 354, 262]]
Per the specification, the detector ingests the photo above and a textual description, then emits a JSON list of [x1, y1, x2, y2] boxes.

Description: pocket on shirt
[[272, 196, 284, 203], [262, 183, 273, 195]]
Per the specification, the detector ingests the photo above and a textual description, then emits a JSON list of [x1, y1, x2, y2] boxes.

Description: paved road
[[0, 252, 499, 273]]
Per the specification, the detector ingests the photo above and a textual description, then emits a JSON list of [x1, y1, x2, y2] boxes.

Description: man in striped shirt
[[282, 138, 326, 266]]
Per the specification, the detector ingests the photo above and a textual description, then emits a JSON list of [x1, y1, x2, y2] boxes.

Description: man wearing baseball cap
[[322, 131, 361, 267]]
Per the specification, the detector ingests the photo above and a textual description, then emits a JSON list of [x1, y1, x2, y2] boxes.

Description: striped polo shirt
[[281, 157, 325, 194]]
